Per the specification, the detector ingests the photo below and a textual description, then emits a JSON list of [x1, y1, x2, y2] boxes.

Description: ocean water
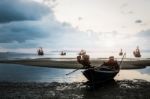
[[0, 63, 150, 82], [0, 52, 150, 82], [0, 63, 85, 82]]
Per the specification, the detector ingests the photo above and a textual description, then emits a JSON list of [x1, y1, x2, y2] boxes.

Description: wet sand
[[0, 80, 150, 99], [0, 58, 150, 69]]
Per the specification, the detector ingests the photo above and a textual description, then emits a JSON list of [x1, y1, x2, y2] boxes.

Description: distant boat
[[119, 49, 123, 56], [133, 46, 141, 57], [83, 66, 119, 84], [37, 47, 44, 56], [60, 51, 66, 56]]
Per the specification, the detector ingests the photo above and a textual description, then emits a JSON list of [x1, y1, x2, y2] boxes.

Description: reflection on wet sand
[[115, 67, 150, 81]]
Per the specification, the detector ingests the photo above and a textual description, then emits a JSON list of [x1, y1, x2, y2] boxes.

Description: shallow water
[[0, 52, 150, 82], [115, 67, 150, 81], [0, 63, 86, 82], [0, 63, 150, 82]]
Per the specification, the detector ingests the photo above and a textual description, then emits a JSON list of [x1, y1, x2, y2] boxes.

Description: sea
[[0, 51, 150, 83]]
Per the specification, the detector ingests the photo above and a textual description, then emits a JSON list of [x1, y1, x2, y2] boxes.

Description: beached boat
[[83, 67, 119, 83]]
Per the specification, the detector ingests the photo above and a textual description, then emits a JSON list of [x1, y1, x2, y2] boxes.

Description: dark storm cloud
[[0, 0, 51, 23], [135, 20, 142, 24], [0, 21, 49, 43], [0, 17, 70, 43], [0, 0, 56, 45], [0, 0, 92, 49]]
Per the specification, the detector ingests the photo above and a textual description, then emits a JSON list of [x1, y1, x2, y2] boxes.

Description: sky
[[0, 0, 150, 53]]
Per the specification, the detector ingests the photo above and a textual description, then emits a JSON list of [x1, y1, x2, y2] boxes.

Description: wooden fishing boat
[[82, 67, 119, 83]]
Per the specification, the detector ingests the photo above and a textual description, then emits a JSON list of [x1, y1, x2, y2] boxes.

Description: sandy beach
[[0, 79, 150, 99], [0, 58, 150, 69]]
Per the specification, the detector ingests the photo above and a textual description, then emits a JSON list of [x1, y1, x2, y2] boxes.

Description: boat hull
[[83, 69, 118, 83]]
